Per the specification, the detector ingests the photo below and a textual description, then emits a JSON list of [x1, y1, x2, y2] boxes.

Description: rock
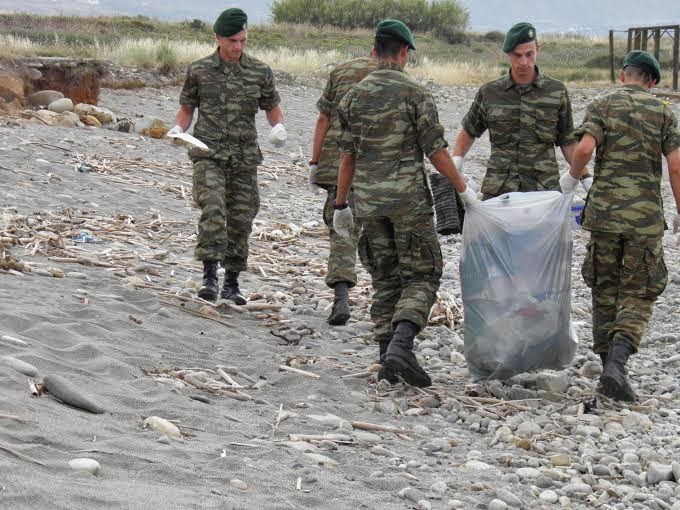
[[539, 490, 558, 503], [415, 501, 432, 510], [156, 435, 171, 444], [143, 416, 181, 438], [48, 98, 74, 113], [0, 334, 29, 347], [1, 356, 39, 377], [536, 371, 570, 393], [494, 488, 523, 507], [399, 487, 426, 503], [29, 90, 64, 107], [43, 374, 105, 414], [30, 109, 79, 128], [429, 480, 448, 498], [505, 386, 537, 400], [447, 500, 464, 509], [516, 421, 541, 438], [488, 499, 507, 510], [550, 454, 571, 466], [82, 114, 102, 127], [74, 103, 116, 124], [229, 479, 248, 490], [133, 116, 168, 138], [672, 461, 680, 482], [22, 68, 42, 80], [68, 458, 101, 475], [579, 360, 603, 378], [647, 462, 674, 484], [0, 73, 24, 102], [515, 467, 541, 480]]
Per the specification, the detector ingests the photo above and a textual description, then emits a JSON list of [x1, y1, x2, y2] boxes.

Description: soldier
[[333, 19, 477, 387], [169, 8, 287, 304], [560, 50, 680, 401], [309, 56, 377, 325], [452, 22, 576, 199]]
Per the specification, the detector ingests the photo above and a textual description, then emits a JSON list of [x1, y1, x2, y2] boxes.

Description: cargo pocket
[[357, 234, 376, 275], [482, 154, 511, 196], [534, 109, 558, 144], [581, 240, 596, 288], [403, 232, 441, 280], [644, 247, 667, 299]]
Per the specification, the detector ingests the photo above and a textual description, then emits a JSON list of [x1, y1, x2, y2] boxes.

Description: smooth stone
[[516, 467, 541, 479], [536, 371, 570, 393], [539, 490, 559, 503], [69, 458, 101, 475], [399, 487, 426, 503], [156, 435, 171, 444], [1, 356, 39, 377], [229, 479, 248, 490], [43, 374, 105, 414], [550, 454, 571, 466], [48, 97, 74, 113], [488, 499, 507, 510], [672, 461, 680, 482], [447, 500, 464, 509], [647, 462, 674, 484], [29, 90, 64, 107], [66, 272, 88, 279], [143, 416, 181, 438], [494, 488, 523, 507], [579, 360, 603, 378], [415, 501, 432, 510]]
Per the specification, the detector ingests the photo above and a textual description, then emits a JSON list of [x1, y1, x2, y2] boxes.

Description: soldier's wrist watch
[[333, 202, 349, 210]]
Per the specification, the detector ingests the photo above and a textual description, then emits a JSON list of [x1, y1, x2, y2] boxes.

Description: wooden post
[[653, 29, 661, 59], [641, 29, 648, 51], [627, 29, 633, 53], [609, 30, 616, 84], [673, 26, 679, 90]]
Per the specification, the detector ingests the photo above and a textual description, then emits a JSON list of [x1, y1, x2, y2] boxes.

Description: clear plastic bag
[[460, 191, 578, 380]]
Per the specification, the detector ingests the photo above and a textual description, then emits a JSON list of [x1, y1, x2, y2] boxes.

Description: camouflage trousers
[[322, 186, 360, 288], [192, 158, 259, 272], [582, 231, 667, 354], [358, 213, 443, 343]]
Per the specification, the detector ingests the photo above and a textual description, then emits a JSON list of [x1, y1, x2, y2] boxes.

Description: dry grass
[[408, 57, 503, 85]]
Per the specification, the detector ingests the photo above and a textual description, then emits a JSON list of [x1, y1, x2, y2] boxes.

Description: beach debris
[[42, 374, 105, 414], [229, 479, 248, 491], [28, 379, 44, 396], [68, 457, 101, 475], [0, 442, 45, 466], [0, 334, 28, 347], [278, 364, 320, 379], [142, 416, 181, 438]]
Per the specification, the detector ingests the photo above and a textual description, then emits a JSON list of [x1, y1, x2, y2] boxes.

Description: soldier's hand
[[581, 176, 594, 193], [167, 125, 183, 137], [453, 155, 464, 173], [559, 172, 579, 193], [459, 185, 479, 206], [333, 204, 353, 238], [268, 123, 287, 147]]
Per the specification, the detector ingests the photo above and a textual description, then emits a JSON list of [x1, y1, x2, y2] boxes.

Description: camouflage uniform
[[462, 67, 576, 199], [577, 84, 680, 353], [337, 61, 445, 342], [316, 57, 377, 288], [179, 50, 280, 271]]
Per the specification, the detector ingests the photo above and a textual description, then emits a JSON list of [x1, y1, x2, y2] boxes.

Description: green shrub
[[482, 30, 505, 43]]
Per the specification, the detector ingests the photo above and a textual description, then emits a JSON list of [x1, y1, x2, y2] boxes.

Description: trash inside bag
[[460, 191, 577, 380]]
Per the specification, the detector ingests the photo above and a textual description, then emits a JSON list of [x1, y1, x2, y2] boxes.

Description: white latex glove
[[559, 172, 579, 193], [459, 185, 479, 205], [453, 155, 464, 173], [268, 123, 287, 147], [332, 206, 354, 238], [167, 125, 183, 136], [308, 161, 321, 191], [581, 177, 593, 193], [463, 173, 478, 194]]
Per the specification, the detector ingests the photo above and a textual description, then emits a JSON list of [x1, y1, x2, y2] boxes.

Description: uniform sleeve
[[179, 65, 199, 108], [415, 91, 448, 157], [555, 87, 577, 146], [316, 72, 334, 116], [258, 67, 281, 111], [337, 93, 356, 156], [574, 101, 605, 146], [461, 88, 487, 138], [661, 105, 680, 156]]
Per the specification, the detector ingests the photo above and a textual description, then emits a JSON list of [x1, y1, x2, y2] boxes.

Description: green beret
[[214, 8, 248, 37], [623, 50, 661, 84], [502, 22, 537, 53], [375, 19, 416, 50]]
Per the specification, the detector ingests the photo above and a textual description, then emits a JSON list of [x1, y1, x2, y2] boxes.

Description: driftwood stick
[[216, 368, 243, 388], [0, 443, 46, 466], [340, 370, 374, 379], [351, 421, 413, 435], [0, 414, 32, 423], [278, 365, 320, 379]]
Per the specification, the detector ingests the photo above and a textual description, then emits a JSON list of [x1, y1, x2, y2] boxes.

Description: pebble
[[229, 479, 248, 490], [156, 435, 171, 444], [1, 356, 39, 377], [398, 487, 426, 503], [66, 272, 88, 279], [494, 488, 523, 507], [69, 458, 101, 475], [539, 489, 559, 503], [647, 462, 674, 484], [488, 499, 507, 510]]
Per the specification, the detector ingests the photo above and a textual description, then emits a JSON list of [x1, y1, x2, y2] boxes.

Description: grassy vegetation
[[0, 13, 676, 88]]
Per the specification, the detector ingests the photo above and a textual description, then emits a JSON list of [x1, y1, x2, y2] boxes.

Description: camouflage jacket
[[462, 67, 576, 196], [576, 84, 680, 236], [179, 50, 280, 164], [315, 57, 378, 186], [337, 62, 448, 218]]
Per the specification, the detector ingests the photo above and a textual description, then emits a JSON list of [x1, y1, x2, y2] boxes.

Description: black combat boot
[[377, 338, 398, 384], [598, 340, 636, 402], [327, 282, 350, 325], [220, 271, 247, 305], [197, 260, 219, 302], [385, 320, 431, 387]]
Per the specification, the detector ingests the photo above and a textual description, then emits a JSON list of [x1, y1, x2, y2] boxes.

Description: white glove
[[167, 125, 183, 136], [453, 155, 464, 173], [463, 173, 478, 194], [268, 123, 287, 147], [559, 172, 579, 193], [308, 161, 321, 191], [459, 185, 479, 205], [581, 177, 593, 193], [332, 206, 354, 238]]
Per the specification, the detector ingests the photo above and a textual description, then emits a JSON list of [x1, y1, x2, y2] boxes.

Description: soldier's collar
[[210, 49, 251, 69], [377, 61, 405, 72], [622, 84, 648, 93], [505, 66, 543, 90]]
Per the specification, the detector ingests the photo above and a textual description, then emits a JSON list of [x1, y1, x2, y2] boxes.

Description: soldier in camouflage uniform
[[452, 22, 576, 199], [309, 56, 378, 325], [333, 20, 477, 387], [560, 51, 680, 401], [170, 8, 286, 304]]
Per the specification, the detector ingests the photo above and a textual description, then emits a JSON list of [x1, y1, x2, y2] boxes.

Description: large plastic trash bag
[[460, 191, 578, 380]]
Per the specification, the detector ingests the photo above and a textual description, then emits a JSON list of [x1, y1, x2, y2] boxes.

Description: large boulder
[[0, 73, 25, 103], [81, 115, 101, 127], [73, 103, 116, 124], [133, 116, 168, 138], [48, 98, 74, 113], [29, 90, 64, 107]]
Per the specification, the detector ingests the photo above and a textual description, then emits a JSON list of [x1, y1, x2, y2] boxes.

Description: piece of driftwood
[[278, 365, 320, 379], [351, 421, 413, 435]]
